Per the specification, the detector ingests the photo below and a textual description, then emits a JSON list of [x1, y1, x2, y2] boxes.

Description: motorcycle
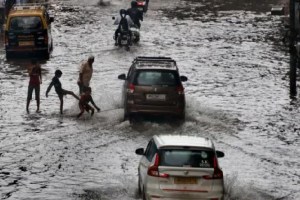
[[113, 14, 141, 50], [113, 14, 133, 51], [116, 31, 131, 51], [136, 0, 148, 13]]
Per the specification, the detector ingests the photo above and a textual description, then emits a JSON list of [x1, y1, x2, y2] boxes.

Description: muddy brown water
[[0, 0, 299, 200]]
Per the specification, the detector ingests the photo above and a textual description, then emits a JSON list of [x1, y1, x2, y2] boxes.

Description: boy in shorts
[[46, 70, 79, 114]]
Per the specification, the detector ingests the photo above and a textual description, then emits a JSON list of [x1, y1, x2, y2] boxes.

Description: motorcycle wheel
[[117, 36, 122, 47]]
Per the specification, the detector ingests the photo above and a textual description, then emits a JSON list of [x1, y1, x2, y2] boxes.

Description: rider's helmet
[[120, 9, 127, 18], [55, 69, 62, 76], [131, 1, 137, 8]]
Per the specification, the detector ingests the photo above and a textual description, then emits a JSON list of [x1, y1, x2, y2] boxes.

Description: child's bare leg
[[59, 95, 64, 114], [26, 100, 30, 113], [77, 110, 84, 118], [72, 93, 80, 100], [77, 105, 85, 118], [36, 87, 40, 112], [90, 108, 95, 116], [65, 90, 79, 100], [36, 99, 40, 112]]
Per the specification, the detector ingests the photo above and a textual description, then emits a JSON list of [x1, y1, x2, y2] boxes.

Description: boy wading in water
[[26, 60, 42, 113], [77, 87, 100, 118], [46, 70, 79, 114]]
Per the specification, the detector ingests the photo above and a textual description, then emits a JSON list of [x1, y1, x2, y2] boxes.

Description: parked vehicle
[[135, 135, 225, 200], [4, 4, 54, 59], [118, 57, 188, 121]]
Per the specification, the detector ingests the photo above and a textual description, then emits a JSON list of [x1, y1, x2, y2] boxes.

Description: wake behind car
[[135, 135, 225, 200], [4, 4, 54, 59], [118, 56, 188, 121]]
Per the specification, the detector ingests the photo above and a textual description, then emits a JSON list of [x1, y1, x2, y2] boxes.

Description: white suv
[[135, 135, 225, 200]]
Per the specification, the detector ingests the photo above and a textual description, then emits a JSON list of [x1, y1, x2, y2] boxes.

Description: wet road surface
[[0, 0, 299, 199]]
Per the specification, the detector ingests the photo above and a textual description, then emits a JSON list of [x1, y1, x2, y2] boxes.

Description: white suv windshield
[[160, 149, 214, 168]]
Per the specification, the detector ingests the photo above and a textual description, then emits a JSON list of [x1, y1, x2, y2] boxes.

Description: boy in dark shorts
[[77, 87, 100, 118], [46, 70, 79, 114], [26, 60, 42, 113]]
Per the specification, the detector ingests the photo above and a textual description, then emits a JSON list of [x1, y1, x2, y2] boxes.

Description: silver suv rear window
[[160, 149, 214, 168], [135, 70, 179, 86], [10, 16, 43, 30]]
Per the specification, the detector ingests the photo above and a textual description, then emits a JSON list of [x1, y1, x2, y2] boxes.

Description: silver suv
[[135, 135, 225, 200]]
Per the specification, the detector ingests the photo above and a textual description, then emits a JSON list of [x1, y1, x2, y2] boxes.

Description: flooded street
[[0, 0, 299, 199]]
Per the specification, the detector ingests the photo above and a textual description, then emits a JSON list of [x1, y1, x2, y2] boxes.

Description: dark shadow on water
[[1, 55, 50, 77], [160, 0, 285, 20], [73, 187, 140, 200]]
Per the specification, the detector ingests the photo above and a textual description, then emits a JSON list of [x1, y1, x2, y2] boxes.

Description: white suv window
[[144, 140, 157, 161], [160, 149, 214, 168]]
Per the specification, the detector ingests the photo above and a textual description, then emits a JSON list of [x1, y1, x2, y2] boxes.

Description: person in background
[[77, 87, 100, 118], [26, 60, 42, 113], [114, 9, 131, 46], [46, 70, 79, 114], [77, 56, 94, 94], [127, 1, 143, 28]]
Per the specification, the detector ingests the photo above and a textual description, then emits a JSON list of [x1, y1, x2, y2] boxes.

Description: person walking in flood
[[77, 56, 94, 94], [77, 87, 100, 118], [46, 70, 79, 114], [26, 60, 42, 113]]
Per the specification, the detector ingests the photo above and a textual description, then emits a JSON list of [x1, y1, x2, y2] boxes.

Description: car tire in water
[[178, 112, 185, 120], [6, 52, 14, 60], [42, 50, 50, 59]]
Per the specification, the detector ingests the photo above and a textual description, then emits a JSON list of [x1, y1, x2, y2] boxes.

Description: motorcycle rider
[[127, 1, 143, 28], [114, 9, 132, 46]]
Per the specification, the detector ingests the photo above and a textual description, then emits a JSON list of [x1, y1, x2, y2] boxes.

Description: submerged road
[[0, 0, 299, 199]]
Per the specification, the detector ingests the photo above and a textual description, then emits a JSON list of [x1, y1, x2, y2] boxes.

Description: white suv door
[[137, 139, 158, 198]]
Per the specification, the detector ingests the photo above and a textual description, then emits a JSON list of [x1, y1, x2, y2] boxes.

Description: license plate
[[121, 40, 127, 45], [146, 94, 166, 101], [138, 7, 143, 11], [174, 177, 198, 184], [19, 41, 34, 46]]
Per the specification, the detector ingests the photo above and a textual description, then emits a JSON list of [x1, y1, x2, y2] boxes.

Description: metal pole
[[290, 0, 297, 97]]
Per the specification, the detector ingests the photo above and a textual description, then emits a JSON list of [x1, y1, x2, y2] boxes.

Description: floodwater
[[0, 0, 299, 199]]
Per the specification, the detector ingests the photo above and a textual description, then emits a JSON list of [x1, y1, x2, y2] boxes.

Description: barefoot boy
[[46, 70, 79, 114], [77, 87, 100, 118]]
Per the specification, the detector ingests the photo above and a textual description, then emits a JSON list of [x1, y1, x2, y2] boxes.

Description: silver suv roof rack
[[133, 56, 177, 69], [134, 56, 177, 64]]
